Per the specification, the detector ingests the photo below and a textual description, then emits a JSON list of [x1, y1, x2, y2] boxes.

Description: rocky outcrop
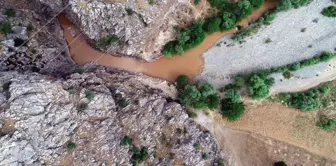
[[0, 67, 224, 165], [0, 1, 76, 76], [36, 0, 213, 61]]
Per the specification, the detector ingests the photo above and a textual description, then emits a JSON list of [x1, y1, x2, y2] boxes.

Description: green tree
[[225, 88, 241, 103], [176, 75, 189, 89], [221, 98, 245, 120], [248, 0, 264, 9], [247, 75, 270, 99], [290, 0, 312, 8], [291, 93, 319, 111], [207, 94, 220, 109], [180, 85, 201, 106], [220, 12, 237, 31], [322, 6, 336, 17], [235, 0, 253, 21], [277, 0, 293, 11], [199, 83, 216, 98], [204, 17, 222, 33]]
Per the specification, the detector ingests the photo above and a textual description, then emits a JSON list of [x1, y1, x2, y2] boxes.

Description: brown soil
[[207, 101, 336, 161], [59, 1, 276, 82]]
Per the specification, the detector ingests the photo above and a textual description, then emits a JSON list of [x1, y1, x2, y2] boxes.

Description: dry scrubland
[[197, 0, 336, 91]]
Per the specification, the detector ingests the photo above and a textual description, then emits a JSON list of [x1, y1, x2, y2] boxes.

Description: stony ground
[[197, 0, 336, 89]]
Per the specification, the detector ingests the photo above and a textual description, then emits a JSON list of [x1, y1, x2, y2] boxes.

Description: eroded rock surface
[[37, 0, 213, 61], [0, 67, 224, 165]]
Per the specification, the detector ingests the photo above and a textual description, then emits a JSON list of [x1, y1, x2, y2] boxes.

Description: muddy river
[[59, 2, 275, 82]]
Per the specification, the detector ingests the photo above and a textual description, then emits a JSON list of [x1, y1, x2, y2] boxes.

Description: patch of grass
[[67, 141, 76, 151], [0, 22, 12, 34], [97, 35, 119, 49], [4, 8, 16, 17], [322, 6, 336, 17], [317, 115, 336, 131]]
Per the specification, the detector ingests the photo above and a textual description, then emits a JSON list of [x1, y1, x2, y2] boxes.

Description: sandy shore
[[196, 0, 336, 91]]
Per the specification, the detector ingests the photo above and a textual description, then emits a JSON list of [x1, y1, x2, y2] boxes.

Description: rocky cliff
[[0, 2, 225, 165], [36, 0, 213, 61]]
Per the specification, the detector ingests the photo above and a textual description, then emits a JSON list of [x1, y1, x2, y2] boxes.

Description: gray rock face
[[0, 68, 224, 165], [0, 2, 76, 76], [36, 0, 212, 61]]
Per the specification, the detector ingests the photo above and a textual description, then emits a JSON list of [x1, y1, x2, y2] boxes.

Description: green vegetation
[[175, 75, 219, 110], [193, 143, 201, 150], [67, 141, 76, 151], [77, 102, 88, 111], [97, 35, 119, 49], [121, 136, 133, 145], [131, 146, 149, 165], [265, 38, 272, 43], [85, 90, 94, 100], [322, 6, 336, 17], [163, 0, 255, 57], [148, 0, 156, 6], [221, 98, 245, 120], [126, 8, 134, 15], [187, 110, 198, 118], [0, 22, 12, 34], [74, 68, 84, 74], [4, 8, 16, 17], [274, 161, 287, 166], [249, 0, 264, 9], [277, 0, 312, 11], [282, 71, 293, 79], [175, 75, 189, 90], [194, 0, 201, 5], [317, 115, 336, 131], [202, 153, 209, 160], [247, 75, 270, 99]]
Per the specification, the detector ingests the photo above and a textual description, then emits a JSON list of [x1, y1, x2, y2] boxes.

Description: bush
[[290, 0, 312, 9], [97, 35, 119, 49], [265, 77, 275, 87], [291, 93, 319, 111], [220, 12, 237, 31], [126, 8, 134, 15], [317, 115, 336, 131], [247, 75, 270, 99], [319, 86, 331, 95], [288, 63, 301, 71], [4, 8, 16, 17], [283, 71, 293, 79], [203, 17, 221, 33], [207, 94, 220, 110], [235, 0, 253, 21], [274, 161, 287, 166], [194, 0, 201, 5], [234, 76, 245, 88], [248, 0, 264, 9], [131, 146, 149, 165], [175, 75, 189, 89], [85, 90, 94, 100], [277, 0, 293, 11], [322, 6, 336, 17], [199, 83, 216, 98], [121, 136, 133, 145], [225, 88, 241, 103], [77, 102, 88, 111], [0, 22, 12, 34], [67, 142, 76, 151], [221, 98, 245, 120], [180, 85, 201, 106], [262, 10, 277, 25]]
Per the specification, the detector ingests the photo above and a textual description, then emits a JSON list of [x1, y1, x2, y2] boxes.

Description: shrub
[[121, 136, 133, 145], [67, 142, 76, 151], [274, 161, 287, 166], [199, 83, 216, 98], [290, 0, 312, 9], [225, 88, 241, 103], [0, 22, 12, 34], [288, 63, 301, 71], [193, 143, 201, 150], [247, 75, 270, 99], [265, 77, 275, 87], [322, 6, 336, 17], [277, 0, 293, 11], [248, 0, 264, 9], [220, 12, 237, 31], [131, 146, 149, 164], [207, 94, 220, 110], [319, 86, 331, 95], [221, 98, 245, 121], [320, 52, 336, 62], [262, 10, 277, 25], [187, 110, 198, 118], [291, 93, 319, 111], [180, 85, 201, 106], [74, 68, 84, 74], [283, 71, 293, 79], [235, 0, 253, 21], [85, 90, 94, 100], [126, 8, 134, 15], [97, 35, 119, 49], [234, 76, 245, 88], [4, 8, 16, 17], [203, 17, 222, 33], [202, 153, 209, 160], [317, 115, 336, 131], [175, 75, 189, 89]]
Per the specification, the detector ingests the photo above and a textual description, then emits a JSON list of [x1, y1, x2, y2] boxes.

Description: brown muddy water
[[59, 2, 276, 82]]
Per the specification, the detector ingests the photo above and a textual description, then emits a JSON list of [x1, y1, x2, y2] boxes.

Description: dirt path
[[59, 2, 276, 82]]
